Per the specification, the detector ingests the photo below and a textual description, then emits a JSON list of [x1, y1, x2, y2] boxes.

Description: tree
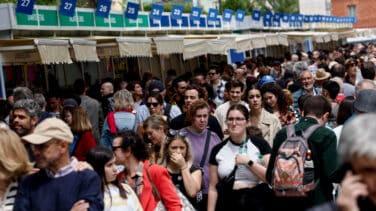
[[252, 0, 298, 14], [222, 0, 253, 15]]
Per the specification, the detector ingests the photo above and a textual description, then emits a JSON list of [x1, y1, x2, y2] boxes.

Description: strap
[[107, 112, 117, 134], [164, 103, 172, 122], [303, 124, 321, 140], [199, 130, 211, 168], [286, 124, 295, 138], [145, 165, 162, 201]]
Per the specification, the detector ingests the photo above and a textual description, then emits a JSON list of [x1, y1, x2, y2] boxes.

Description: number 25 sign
[[16, 0, 35, 15]]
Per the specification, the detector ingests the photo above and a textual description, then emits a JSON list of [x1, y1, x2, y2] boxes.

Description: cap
[[148, 80, 165, 93], [22, 118, 73, 145], [63, 98, 78, 108], [315, 68, 331, 81], [354, 89, 376, 113], [258, 75, 275, 86]]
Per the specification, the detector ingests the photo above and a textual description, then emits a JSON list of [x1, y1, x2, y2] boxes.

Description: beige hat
[[315, 68, 331, 81], [22, 118, 73, 145]]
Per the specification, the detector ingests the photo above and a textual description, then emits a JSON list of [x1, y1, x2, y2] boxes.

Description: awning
[[153, 36, 184, 55], [234, 35, 253, 52], [265, 35, 279, 46], [35, 39, 72, 64], [116, 37, 152, 57], [252, 37, 267, 49], [183, 39, 208, 60], [70, 39, 99, 62], [346, 36, 376, 44], [96, 38, 120, 59], [207, 36, 236, 55]]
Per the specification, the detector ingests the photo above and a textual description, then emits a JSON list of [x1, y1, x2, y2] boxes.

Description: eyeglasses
[[227, 117, 246, 122], [147, 102, 159, 107], [112, 145, 122, 151], [168, 129, 187, 137], [208, 72, 216, 76]]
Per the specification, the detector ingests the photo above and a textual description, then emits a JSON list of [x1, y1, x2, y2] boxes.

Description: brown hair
[[185, 100, 209, 125], [71, 106, 92, 134], [143, 115, 168, 134]]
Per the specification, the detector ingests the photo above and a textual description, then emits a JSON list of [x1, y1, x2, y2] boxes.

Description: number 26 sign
[[16, 0, 35, 15], [96, 0, 111, 17], [59, 0, 77, 17]]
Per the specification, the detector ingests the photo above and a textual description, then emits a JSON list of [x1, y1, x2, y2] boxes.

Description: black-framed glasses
[[227, 117, 246, 123], [168, 129, 187, 137], [147, 102, 159, 107], [112, 146, 122, 151]]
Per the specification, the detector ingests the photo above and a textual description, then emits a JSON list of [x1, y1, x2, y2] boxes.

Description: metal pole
[[0, 64, 6, 99]]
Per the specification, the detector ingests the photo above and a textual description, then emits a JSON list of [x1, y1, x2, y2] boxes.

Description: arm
[[13, 178, 31, 211], [235, 154, 270, 183], [207, 164, 219, 211], [99, 118, 111, 148], [77, 171, 104, 211], [153, 167, 182, 211], [181, 167, 202, 198]]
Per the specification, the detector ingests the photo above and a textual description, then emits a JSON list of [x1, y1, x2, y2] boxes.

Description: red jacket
[[140, 160, 182, 211], [73, 130, 96, 161]]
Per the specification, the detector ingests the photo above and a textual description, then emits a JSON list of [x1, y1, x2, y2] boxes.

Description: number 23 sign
[[16, 0, 35, 15], [59, 0, 77, 17]]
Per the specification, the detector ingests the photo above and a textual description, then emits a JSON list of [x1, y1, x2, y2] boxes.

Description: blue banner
[[171, 15, 189, 27], [235, 9, 245, 22], [252, 10, 261, 21], [150, 4, 164, 20], [207, 18, 221, 28], [207, 8, 218, 21], [282, 14, 289, 23], [95, 0, 111, 17], [229, 49, 244, 63], [59, 0, 77, 17], [190, 7, 202, 21], [189, 16, 205, 27], [16, 0, 35, 14], [222, 9, 233, 22], [273, 13, 281, 22], [125, 2, 139, 20], [304, 15, 310, 23], [170, 5, 183, 20], [264, 11, 272, 20], [150, 15, 170, 27]]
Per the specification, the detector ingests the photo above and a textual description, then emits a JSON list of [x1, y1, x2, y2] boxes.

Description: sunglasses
[[112, 145, 122, 151], [147, 102, 159, 107], [208, 72, 216, 76], [168, 129, 187, 137]]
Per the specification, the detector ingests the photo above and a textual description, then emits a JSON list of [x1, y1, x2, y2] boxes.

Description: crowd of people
[[1, 42, 376, 211]]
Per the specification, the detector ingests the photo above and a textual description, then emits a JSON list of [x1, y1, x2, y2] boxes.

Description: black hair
[[330, 64, 346, 78], [86, 147, 127, 201], [260, 82, 288, 114], [227, 104, 250, 121], [360, 61, 376, 80], [336, 96, 355, 125], [229, 80, 245, 92], [147, 92, 163, 105], [303, 95, 332, 118], [323, 80, 340, 100], [116, 130, 149, 161], [185, 84, 205, 99], [73, 79, 85, 95]]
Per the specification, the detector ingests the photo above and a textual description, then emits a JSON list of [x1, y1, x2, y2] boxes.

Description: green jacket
[[266, 117, 338, 205]]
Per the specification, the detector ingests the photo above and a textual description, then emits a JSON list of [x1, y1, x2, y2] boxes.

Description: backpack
[[272, 124, 320, 197], [163, 103, 172, 122]]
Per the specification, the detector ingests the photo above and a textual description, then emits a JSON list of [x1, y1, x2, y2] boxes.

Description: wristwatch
[[247, 159, 254, 167]]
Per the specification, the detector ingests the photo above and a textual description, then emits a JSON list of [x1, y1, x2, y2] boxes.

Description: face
[[191, 108, 209, 132], [351, 155, 376, 204], [100, 83, 113, 96], [248, 89, 262, 110], [145, 126, 164, 146], [234, 68, 245, 80], [48, 97, 60, 112], [63, 110, 73, 126], [184, 89, 199, 108], [112, 137, 125, 165], [147, 97, 162, 115], [104, 157, 118, 183], [168, 139, 187, 158], [194, 75, 205, 85], [263, 92, 278, 109], [133, 84, 143, 96], [227, 110, 247, 137], [229, 87, 243, 103], [301, 71, 314, 90], [12, 109, 36, 136], [207, 69, 219, 81], [177, 81, 187, 95], [31, 139, 62, 170]]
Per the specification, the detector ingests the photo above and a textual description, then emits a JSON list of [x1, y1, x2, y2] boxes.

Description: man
[[360, 61, 376, 84], [207, 65, 226, 106], [74, 79, 101, 143], [14, 118, 103, 211], [293, 70, 321, 111], [34, 93, 51, 123], [170, 76, 188, 111], [355, 79, 376, 95], [267, 95, 338, 211], [214, 80, 248, 134], [322, 81, 340, 128], [170, 84, 224, 139], [100, 81, 114, 118], [309, 114, 376, 210], [46, 93, 62, 119], [11, 99, 40, 137], [133, 80, 181, 131]]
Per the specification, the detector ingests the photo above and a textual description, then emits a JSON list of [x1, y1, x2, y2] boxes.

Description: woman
[[160, 131, 202, 208], [136, 93, 166, 136], [101, 89, 136, 149], [208, 104, 272, 211], [245, 86, 281, 146], [143, 115, 168, 164], [62, 106, 96, 161], [0, 128, 33, 211], [260, 82, 296, 127], [86, 146, 143, 211], [181, 100, 222, 211], [112, 131, 181, 211], [128, 81, 144, 110]]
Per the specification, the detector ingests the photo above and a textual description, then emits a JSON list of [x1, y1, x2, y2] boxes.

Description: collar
[[46, 157, 78, 178], [300, 116, 319, 124]]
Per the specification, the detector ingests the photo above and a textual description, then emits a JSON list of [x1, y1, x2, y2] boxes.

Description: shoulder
[[249, 135, 271, 154], [208, 130, 221, 142], [209, 139, 229, 165]]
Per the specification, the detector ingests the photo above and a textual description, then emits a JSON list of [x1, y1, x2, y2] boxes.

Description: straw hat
[[315, 68, 331, 81]]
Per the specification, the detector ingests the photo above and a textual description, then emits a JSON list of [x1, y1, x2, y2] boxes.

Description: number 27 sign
[[59, 0, 77, 17], [16, 0, 35, 15]]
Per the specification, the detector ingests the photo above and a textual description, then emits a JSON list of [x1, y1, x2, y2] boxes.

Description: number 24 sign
[[16, 0, 35, 15]]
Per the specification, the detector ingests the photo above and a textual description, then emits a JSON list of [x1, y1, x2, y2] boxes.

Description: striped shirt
[[1, 182, 18, 211]]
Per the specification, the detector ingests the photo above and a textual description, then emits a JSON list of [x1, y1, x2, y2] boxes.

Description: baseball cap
[[63, 98, 78, 108], [354, 89, 376, 113], [148, 80, 165, 93], [22, 118, 73, 145], [258, 75, 276, 86]]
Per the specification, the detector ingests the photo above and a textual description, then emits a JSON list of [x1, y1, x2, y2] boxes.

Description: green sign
[[60, 11, 94, 27], [16, 9, 58, 26], [95, 14, 124, 28], [125, 14, 149, 28]]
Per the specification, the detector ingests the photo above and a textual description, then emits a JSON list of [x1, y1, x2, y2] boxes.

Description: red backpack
[[272, 124, 320, 197]]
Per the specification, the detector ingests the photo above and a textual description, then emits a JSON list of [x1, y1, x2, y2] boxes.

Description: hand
[[337, 171, 368, 211], [74, 161, 93, 171], [235, 154, 251, 166], [170, 152, 187, 170], [70, 200, 89, 211]]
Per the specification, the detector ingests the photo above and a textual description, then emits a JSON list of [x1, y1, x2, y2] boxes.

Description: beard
[[303, 83, 314, 90]]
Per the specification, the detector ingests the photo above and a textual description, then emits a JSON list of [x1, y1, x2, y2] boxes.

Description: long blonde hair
[[160, 134, 194, 167], [0, 129, 33, 181]]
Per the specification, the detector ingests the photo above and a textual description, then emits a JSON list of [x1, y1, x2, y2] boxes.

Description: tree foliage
[[222, 0, 253, 15], [251, 0, 298, 14]]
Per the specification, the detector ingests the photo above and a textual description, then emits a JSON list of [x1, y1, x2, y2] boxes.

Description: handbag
[[145, 165, 195, 211], [215, 165, 237, 194]]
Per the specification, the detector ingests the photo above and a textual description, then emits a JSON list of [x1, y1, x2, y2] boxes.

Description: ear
[[60, 141, 70, 153], [31, 116, 39, 127]]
